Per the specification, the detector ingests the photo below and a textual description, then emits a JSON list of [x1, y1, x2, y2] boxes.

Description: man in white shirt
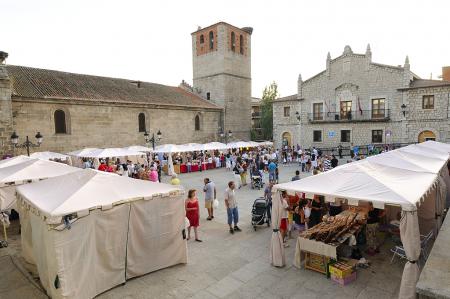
[[224, 181, 241, 234]]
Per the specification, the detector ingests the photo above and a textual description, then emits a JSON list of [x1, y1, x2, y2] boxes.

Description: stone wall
[[8, 98, 221, 155], [0, 66, 13, 155], [192, 23, 252, 141], [273, 47, 450, 149]]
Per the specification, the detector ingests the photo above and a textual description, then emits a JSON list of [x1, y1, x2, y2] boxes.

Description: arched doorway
[[282, 132, 292, 148], [418, 130, 436, 143]]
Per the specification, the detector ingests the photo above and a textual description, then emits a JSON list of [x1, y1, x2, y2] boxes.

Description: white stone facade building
[[273, 45, 450, 150]]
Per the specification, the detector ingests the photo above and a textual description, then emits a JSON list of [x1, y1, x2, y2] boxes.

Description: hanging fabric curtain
[[398, 209, 421, 299], [270, 191, 285, 267]]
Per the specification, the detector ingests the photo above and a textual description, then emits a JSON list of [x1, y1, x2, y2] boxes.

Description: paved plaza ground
[[0, 163, 404, 298]]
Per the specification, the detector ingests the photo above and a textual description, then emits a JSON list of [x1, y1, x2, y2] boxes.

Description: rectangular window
[[313, 130, 322, 142], [341, 130, 351, 143], [340, 101, 352, 120], [371, 98, 385, 119], [372, 130, 383, 143], [284, 106, 290, 117], [422, 95, 434, 109], [206, 92, 210, 100], [313, 103, 323, 120]]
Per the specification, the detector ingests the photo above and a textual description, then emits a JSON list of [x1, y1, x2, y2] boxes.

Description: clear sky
[[2, 0, 449, 98]]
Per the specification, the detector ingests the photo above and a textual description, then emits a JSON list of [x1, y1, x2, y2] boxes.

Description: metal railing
[[315, 142, 415, 157], [252, 112, 261, 117], [308, 109, 390, 122]]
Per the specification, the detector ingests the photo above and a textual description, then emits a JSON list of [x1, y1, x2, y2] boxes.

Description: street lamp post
[[10, 132, 44, 156], [144, 130, 162, 150], [219, 130, 233, 144]]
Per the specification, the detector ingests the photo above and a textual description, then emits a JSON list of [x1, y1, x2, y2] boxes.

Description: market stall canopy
[[202, 142, 228, 151], [179, 143, 204, 152], [123, 145, 154, 153], [30, 151, 70, 161], [0, 159, 79, 187], [16, 169, 183, 222], [153, 144, 182, 153], [66, 148, 99, 157], [0, 155, 33, 168], [68, 148, 144, 158], [273, 141, 450, 211], [259, 141, 274, 146]]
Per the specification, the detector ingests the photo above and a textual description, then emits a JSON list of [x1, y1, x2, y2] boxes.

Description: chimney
[[443, 66, 450, 82], [0, 51, 8, 64]]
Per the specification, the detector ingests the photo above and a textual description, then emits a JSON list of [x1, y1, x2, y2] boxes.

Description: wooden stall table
[[294, 237, 338, 274], [191, 164, 199, 172], [173, 164, 180, 174]]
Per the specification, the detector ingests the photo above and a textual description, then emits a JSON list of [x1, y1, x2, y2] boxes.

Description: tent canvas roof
[[0, 155, 33, 168], [274, 141, 450, 211], [0, 158, 79, 186], [67, 148, 144, 158], [16, 169, 184, 220], [30, 151, 70, 160]]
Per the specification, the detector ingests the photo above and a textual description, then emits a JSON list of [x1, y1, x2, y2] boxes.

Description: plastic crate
[[329, 262, 353, 278], [331, 271, 356, 286]]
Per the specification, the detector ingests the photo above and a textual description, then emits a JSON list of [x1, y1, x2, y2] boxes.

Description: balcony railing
[[252, 112, 261, 117], [308, 109, 390, 123]]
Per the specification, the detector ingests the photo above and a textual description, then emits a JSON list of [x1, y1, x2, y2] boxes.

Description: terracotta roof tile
[[5, 65, 221, 110]]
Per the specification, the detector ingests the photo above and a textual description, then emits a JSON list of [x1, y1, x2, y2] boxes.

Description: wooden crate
[[304, 251, 331, 275]]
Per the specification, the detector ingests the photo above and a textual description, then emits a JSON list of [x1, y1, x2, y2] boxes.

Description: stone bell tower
[[0, 51, 13, 155], [192, 22, 253, 140]]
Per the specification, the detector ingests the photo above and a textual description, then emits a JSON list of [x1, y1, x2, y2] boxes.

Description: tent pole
[[3, 223, 7, 242]]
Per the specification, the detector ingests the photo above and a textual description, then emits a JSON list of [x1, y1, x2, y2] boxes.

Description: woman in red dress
[[185, 189, 202, 242]]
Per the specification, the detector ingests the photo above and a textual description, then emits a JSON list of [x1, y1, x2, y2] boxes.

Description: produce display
[[300, 211, 366, 244]]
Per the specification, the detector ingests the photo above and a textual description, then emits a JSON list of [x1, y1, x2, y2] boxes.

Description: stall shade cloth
[[0, 159, 79, 187], [270, 192, 285, 267], [0, 155, 33, 168], [16, 169, 182, 221], [16, 170, 187, 299], [71, 148, 144, 158], [66, 148, 99, 157], [272, 141, 450, 298], [30, 151, 70, 161], [123, 145, 154, 153], [399, 210, 421, 299]]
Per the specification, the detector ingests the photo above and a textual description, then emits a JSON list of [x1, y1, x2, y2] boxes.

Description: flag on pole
[[357, 97, 363, 115]]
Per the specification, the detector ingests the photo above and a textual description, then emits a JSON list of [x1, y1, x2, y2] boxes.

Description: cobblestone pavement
[[0, 162, 404, 298]]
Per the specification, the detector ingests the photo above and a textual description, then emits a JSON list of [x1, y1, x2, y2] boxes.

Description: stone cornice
[[11, 96, 224, 112]]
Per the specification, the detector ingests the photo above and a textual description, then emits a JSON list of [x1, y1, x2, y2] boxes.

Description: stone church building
[[273, 45, 450, 150], [0, 21, 253, 155]]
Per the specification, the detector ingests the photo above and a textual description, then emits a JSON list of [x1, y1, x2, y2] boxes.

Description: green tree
[[260, 82, 278, 140]]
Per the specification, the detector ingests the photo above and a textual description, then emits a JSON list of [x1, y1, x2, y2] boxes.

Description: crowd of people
[[79, 143, 388, 252]]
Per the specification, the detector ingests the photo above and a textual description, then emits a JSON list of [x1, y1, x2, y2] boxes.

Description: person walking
[[268, 160, 277, 182], [224, 181, 241, 234], [185, 189, 202, 242], [203, 178, 216, 220]]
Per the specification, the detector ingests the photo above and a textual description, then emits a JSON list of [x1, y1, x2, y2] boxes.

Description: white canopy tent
[[123, 145, 154, 153], [0, 159, 79, 212], [66, 148, 99, 157], [71, 147, 145, 158], [0, 155, 33, 168], [16, 169, 187, 299], [30, 151, 71, 162], [272, 141, 450, 299]]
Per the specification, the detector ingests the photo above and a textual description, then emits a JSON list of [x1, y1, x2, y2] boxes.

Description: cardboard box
[[331, 271, 356, 286], [329, 262, 353, 278]]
